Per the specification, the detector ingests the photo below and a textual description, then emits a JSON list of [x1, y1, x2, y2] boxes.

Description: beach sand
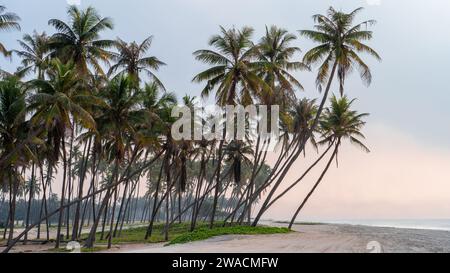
[[3, 222, 450, 253], [114, 223, 450, 253]]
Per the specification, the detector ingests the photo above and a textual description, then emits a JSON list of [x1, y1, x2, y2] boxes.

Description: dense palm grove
[[0, 5, 379, 252]]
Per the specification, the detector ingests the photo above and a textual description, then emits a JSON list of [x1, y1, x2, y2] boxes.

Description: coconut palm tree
[[251, 7, 381, 227], [300, 6, 380, 102], [14, 31, 51, 79], [48, 5, 114, 76], [193, 26, 268, 106], [256, 25, 309, 107], [288, 95, 369, 229], [0, 77, 29, 246], [28, 59, 97, 248], [84, 75, 143, 248], [194, 26, 269, 227], [109, 36, 166, 88], [0, 5, 20, 57]]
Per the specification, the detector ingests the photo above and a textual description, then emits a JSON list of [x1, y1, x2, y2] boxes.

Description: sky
[[1, 0, 450, 220]]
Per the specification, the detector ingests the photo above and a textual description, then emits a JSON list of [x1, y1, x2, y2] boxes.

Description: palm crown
[[48, 6, 114, 76], [0, 5, 21, 57], [300, 7, 381, 95], [109, 36, 166, 89], [193, 26, 268, 106]]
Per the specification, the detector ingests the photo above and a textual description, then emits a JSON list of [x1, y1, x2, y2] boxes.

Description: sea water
[[324, 219, 450, 231]]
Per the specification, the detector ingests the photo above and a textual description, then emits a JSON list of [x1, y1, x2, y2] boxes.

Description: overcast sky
[[1, 0, 450, 220]]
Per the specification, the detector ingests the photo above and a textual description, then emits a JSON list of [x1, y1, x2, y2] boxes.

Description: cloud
[[67, 0, 81, 5]]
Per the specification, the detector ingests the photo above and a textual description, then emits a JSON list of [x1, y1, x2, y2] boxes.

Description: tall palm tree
[[288, 95, 369, 229], [256, 25, 309, 107], [29, 59, 97, 248], [293, 6, 379, 166], [84, 75, 143, 248], [193, 26, 269, 228], [301, 5, 381, 104], [250, 8, 381, 226], [48, 5, 114, 76], [301, 7, 380, 96], [193, 26, 268, 106], [0, 77, 29, 246], [0, 5, 21, 57], [109, 36, 166, 88], [14, 31, 51, 79]]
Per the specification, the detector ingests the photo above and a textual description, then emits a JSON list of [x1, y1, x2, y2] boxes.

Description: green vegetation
[[169, 226, 290, 245]]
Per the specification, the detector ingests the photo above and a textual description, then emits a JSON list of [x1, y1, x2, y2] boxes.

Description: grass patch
[[168, 225, 290, 245], [91, 222, 226, 245], [81, 246, 107, 253]]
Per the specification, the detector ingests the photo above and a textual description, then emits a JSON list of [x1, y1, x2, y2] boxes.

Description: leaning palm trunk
[[190, 154, 206, 231], [252, 61, 338, 226], [145, 153, 167, 239], [4, 152, 160, 253], [209, 139, 225, 228], [288, 140, 339, 230], [258, 142, 334, 217], [113, 146, 140, 237], [72, 137, 91, 240]]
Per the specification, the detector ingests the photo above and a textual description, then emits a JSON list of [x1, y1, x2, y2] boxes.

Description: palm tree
[[0, 5, 21, 57], [14, 31, 51, 79], [288, 95, 369, 229], [301, 7, 380, 95], [109, 36, 166, 88], [193, 26, 268, 106], [251, 8, 380, 226], [48, 5, 114, 76], [256, 25, 309, 107], [193, 26, 269, 228], [0, 77, 28, 246], [84, 75, 143, 248], [29, 59, 97, 248]]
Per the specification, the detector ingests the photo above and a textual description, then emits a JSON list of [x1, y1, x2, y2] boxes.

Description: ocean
[[323, 219, 450, 231]]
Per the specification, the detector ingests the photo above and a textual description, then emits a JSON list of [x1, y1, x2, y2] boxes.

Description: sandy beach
[[104, 222, 450, 253], [2, 222, 450, 253]]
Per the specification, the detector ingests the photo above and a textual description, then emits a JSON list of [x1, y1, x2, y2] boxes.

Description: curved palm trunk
[[3, 152, 160, 253], [145, 153, 166, 239], [252, 61, 338, 227], [288, 141, 339, 230], [209, 129, 226, 228], [259, 143, 334, 216]]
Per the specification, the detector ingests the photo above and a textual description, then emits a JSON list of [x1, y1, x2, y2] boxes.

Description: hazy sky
[[1, 0, 450, 220]]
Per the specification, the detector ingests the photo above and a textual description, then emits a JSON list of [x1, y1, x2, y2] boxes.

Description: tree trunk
[[55, 140, 68, 249], [288, 141, 339, 230], [24, 163, 36, 244]]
